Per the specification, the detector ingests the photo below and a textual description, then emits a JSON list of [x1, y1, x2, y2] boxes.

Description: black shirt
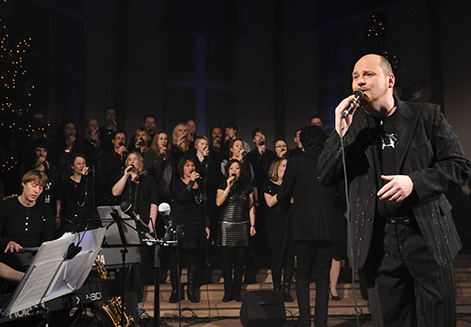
[[0, 197, 55, 251], [367, 112, 415, 218]]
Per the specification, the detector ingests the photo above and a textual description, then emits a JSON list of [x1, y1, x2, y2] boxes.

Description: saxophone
[[95, 255, 134, 327], [102, 297, 134, 327]]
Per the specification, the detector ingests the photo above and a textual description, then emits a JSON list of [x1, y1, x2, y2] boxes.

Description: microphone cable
[[339, 119, 361, 327]]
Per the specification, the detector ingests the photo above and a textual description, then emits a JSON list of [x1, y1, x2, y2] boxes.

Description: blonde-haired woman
[[264, 157, 295, 302], [112, 151, 158, 231], [171, 123, 192, 181]]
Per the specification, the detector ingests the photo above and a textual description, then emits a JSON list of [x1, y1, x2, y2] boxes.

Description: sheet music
[[1, 228, 105, 316]]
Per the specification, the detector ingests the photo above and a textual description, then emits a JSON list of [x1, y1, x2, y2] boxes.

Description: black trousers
[[295, 240, 334, 327], [220, 246, 247, 295], [363, 221, 456, 327]]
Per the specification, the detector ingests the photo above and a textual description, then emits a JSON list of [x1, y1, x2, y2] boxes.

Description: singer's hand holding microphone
[[124, 164, 134, 176], [226, 173, 236, 189], [190, 170, 201, 188], [335, 89, 364, 136]]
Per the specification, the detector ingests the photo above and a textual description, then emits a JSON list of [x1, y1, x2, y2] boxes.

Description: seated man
[[0, 170, 55, 271]]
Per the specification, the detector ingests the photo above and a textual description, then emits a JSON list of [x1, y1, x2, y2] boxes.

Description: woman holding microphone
[[169, 156, 210, 303], [112, 151, 159, 233], [216, 159, 256, 302]]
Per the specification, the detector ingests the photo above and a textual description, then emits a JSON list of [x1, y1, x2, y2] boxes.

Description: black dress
[[263, 181, 292, 249], [217, 180, 252, 247]]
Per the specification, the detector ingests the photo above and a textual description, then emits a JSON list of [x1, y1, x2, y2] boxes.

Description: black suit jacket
[[318, 99, 470, 269], [278, 148, 340, 242]]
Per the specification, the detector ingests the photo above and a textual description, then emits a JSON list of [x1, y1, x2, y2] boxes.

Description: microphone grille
[[120, 201, 131, 213], [158, 202, 171, 216], [353, 89, 364, 98]]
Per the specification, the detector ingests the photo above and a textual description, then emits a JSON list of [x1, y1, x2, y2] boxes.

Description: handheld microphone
[[341, 89, 365, 119], [120, 201, 155, 237], [259, 139, 265, 146]]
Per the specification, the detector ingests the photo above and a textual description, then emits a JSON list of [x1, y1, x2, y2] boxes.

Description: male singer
[[318, 54, 470, 326]]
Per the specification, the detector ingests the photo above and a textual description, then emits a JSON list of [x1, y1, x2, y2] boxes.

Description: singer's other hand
[[205, 227, 210, 240], [377, 175, 413, 203], [335, 94, 357, 135]]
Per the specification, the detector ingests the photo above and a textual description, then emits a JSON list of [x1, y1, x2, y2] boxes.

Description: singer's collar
[[364, 95, 397, 118]]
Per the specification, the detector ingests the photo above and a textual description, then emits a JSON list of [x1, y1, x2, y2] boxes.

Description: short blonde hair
[[22, 170, 49, 187]]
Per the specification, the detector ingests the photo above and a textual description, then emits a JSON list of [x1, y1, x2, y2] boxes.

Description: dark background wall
[[9, 0, 471, 245]]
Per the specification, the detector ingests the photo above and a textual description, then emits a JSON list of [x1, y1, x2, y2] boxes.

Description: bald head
[[358, 54, 392, 75]]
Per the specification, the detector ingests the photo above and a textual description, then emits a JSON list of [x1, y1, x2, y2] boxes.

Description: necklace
[[380, 105, 396, 126], [74, 179, 88, 208], [194, 188, 203, 205]]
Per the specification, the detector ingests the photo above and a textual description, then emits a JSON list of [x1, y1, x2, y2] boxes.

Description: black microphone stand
[[109, 209, 129, 327], [144, 209, 178, 327]]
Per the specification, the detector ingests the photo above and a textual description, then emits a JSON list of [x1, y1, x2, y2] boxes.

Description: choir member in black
[[84, 118, 102, 167], [112, 151, 158, 231], [56, 154, 97, 233], [209, 125, 225, 155], [264, 157, 295, 302], [0, 170, 55, 270], [247, 129, 276, 253], [186, 119, 197, 148], [171, 123, 191, 178], [274, 139, 289, 159], [216, 159, 256, 302], [53, 121, 86, 181], [112, 152, 159, 286], [129, 127, 152, 155], [99, 106, 118, 151], [169, 156, 210, 303], [98, 130, 128, 204], [129, 114, 158, 150], [193, 136, 224, 243], [18, 139, 57, 218], [148, 132, 173, 202]]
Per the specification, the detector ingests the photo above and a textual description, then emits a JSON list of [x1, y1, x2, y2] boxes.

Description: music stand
[[0, 228, 105, 318], [97, 206, 141, 245]]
